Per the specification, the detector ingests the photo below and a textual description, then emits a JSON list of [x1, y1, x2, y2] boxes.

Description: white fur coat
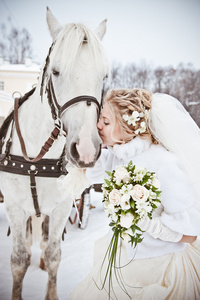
[[86, 137, 200, 259]]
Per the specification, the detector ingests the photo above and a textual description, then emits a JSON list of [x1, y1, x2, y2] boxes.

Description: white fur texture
[[57, 166, 91, 199]]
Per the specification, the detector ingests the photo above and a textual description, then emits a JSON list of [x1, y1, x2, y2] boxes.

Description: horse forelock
[[49, 23, 108, 77]]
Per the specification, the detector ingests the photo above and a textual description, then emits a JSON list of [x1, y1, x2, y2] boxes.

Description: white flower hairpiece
[[123, 110, 149, 135], [135, 121, 146, 134], [122, 111, 144, 126]]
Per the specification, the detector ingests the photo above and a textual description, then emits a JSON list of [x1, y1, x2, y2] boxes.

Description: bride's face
[[97, 102, 124, 146]]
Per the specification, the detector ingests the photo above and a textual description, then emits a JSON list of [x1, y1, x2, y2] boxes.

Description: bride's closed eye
[[104, 118, 110, 126]]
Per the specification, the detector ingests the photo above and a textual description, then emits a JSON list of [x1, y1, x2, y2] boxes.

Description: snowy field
[[0, 190, 109, 300]]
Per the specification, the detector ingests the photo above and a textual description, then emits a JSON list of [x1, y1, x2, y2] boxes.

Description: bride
[[70, 88, 200, 300]]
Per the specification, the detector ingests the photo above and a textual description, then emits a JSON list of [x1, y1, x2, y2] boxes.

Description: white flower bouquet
[[100, 161, 161, 297]]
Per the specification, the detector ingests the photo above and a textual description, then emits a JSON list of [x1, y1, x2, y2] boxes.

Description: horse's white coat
[[0, 7, 108, 300], [76, 109, 97, 164]]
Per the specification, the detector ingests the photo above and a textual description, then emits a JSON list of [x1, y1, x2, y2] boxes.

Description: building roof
[[0, 58, 41, 73], [0, 64, 41, 73]]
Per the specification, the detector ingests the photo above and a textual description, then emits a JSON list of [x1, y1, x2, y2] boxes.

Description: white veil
[[149, 93, 200, 201]]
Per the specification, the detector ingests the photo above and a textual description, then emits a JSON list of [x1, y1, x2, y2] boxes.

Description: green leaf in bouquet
[[135, 233, 144, 246], [129, 209, 139, 219], [130, 224, 136, 234], [127, 160, 133, 168], [104, 179, 111, 186], [155, 191, 162, 197], [105, 171, 112, 177], [142, 175, 150, 182], [109, 221, 116, 228], [129, 233, 144, 248], [154, 198, 161, 204], [130, 199, 135, 209], [147, 212, 153, 219], [151, 203, 159, 209]]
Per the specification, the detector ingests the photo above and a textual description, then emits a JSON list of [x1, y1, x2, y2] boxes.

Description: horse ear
[[94, 19, 107, 41], [46, 7, 63, 41]]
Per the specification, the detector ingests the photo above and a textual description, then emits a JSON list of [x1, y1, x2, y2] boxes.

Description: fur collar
[[107, 137, 151, 160]]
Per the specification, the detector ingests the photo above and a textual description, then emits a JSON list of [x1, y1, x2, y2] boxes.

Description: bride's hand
[[179, 235, 197, 243]]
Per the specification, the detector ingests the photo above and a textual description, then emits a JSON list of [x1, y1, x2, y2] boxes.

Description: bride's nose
[[97, 119, 102, 130]]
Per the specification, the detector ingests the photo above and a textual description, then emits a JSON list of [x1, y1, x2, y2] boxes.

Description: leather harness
[[0, 44, 102, 217]]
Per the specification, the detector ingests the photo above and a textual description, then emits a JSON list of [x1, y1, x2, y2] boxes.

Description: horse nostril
[[97, 144, 102, 160], [71, 142, 79, 160]]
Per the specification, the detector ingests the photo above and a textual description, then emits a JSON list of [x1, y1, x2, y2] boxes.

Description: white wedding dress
[[69, 138, 200, 300]]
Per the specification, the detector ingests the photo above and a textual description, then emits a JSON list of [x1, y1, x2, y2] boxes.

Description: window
[[0, 81, 4, 90]]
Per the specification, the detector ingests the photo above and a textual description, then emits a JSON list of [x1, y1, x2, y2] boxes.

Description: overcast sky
[[0, 0, 200, 68]]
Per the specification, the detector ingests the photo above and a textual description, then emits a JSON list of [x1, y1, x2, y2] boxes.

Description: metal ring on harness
[[12, 91, 22, 100]]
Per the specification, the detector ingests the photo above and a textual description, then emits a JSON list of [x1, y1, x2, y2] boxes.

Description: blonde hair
[[105, 88, 157, 144]]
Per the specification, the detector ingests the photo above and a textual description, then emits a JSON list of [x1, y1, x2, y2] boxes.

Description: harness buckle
[[28, 169, 38, 175], [54, 118, 66, 137], [54, 118, 61, 128]]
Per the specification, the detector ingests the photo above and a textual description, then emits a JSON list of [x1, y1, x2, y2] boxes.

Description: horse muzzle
[[66, 137, 102, 168]]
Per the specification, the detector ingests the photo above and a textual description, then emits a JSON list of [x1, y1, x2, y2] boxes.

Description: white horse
[[0, 7, 108, 300]]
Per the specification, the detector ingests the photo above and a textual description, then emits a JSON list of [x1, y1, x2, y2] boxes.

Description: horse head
[[42, 7, 109, 168]]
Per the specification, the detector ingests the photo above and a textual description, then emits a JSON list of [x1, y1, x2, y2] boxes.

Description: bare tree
[[123, 63, 138, 88], [135, 61, 152, 89], [0, 22, 32, 64], [153, 67, 165, 92], [109, 61, 124, 88], [107, 60, 200, 127]]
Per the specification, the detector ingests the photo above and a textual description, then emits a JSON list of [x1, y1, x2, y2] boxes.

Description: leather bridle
[[14, 74, 102, 163], [13, 39, 103, 163]]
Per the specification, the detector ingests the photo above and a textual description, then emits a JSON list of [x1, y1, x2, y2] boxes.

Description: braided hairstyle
[[105, 88, 158, 144]]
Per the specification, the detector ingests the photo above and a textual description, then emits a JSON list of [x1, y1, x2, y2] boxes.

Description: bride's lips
[[98, 132, 104, 140]]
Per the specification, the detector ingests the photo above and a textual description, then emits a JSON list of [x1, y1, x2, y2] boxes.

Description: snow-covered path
[[0, 190, 109, 300]]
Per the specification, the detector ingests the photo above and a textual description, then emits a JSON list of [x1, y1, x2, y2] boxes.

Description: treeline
[[104, 61, 200, 127]]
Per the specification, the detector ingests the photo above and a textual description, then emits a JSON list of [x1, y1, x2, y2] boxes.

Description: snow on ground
[[0, 190, 109, 300]]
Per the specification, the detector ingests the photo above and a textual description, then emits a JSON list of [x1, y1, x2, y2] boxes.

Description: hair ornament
[[144, 109, 150, 120], [134, 121, 147, 134], [123, 109, 149, 135], [122, 111, 144, 126]]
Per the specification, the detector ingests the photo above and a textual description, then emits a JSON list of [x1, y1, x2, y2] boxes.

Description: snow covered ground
[[0, 190, 109, 300]]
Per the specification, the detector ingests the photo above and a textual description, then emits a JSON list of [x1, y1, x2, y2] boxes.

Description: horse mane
[[49, 23, 108, 77]]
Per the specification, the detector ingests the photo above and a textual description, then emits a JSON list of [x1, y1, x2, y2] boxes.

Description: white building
[[0, 58, 41, 125], [0, 91, 13, 125]]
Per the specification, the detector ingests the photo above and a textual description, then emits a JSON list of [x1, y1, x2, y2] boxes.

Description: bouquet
[[100, 161, 161, 297]]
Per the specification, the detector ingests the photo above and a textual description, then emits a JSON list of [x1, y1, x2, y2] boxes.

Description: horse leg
[[44, 200, 73, 300], [6, 208, 31, 300], [40, 215, 49, 270]]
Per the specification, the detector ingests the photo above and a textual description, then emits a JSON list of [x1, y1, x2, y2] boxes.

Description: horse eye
[[52, 69, 60, 77]]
